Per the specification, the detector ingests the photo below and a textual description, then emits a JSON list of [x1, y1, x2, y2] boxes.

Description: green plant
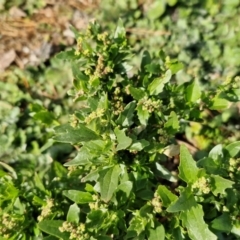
[[0, 20, 240, 239], [39, 22, 239, 239]]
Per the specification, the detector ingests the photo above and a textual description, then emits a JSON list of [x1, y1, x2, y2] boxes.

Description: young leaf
[[148, 224, 165, 240], [178, 145, 199, 184], [114, 128, 132, 151], [67, 203, 80, 224], [38, 220, 70, 239], [157, 185, 178, 207], [211, 175, 234, 196], [116, 101, 136, 127], [180, 204, 217, 240], [63, 190, 94, 204], [53, 124, 100, 144], [148, 70, 172, 95], [99, 165, 121, 202], [167, 188, 197, 212], [185, 79, 201, 103]]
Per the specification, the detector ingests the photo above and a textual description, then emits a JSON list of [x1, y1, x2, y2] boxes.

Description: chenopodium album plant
[[38, 21, 240, 239]]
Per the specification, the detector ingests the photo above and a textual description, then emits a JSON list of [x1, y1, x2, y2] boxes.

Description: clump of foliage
[[0, 21, 240, 239]]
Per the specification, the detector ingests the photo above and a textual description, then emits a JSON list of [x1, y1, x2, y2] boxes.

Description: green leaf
[[67, 203, 80, 224], [33, 111, 57, 125], [116, 181, 133, 199], [168, 60, 183, 74], [210, 97, 229, 110], [38, 220, 70, 239], [225, 141, 240, 157], [141, 50, 151, 71], [157, 185, 178, 207], [53, 124, 100, 144], [178, 145, 199, 184], [55, 50, 76, 60], [155, 163, 178, 183], [137, 105, 150, 125], [208, 144, 223, 160], [167, 188, 197, 212], [164, 111, 179, 134], [148, 224, 165, 240], [63, 190, 94, 204], [180, 204, 217, 240], [114, 19, 125, 38], [211, 175, 234, 196], [148, 70, 172, 95], [211, 213, 232, 233], [185, 79, 201, 103], [99, 165, 121, 202], [64, 147, 90, 166], [129, 86, 146, 100], [146, 1, 166, 19], [114, 128, 132, 151], [129, 139, 149, 151], [116, 101, 136, 127]]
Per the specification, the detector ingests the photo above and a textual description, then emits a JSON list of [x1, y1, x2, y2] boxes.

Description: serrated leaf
[[225, 141, 240, 157], [167, 188, 197, 212], [211, 175, 234, 196], [185, 79, 201, 103], [149, 224, 165, 240], [116, 101, 136, 127], [157, 185, 178, 207], [180, 204, 217, 240], [148, 70, 172, 95], [211, 213, 232, 232], [63, 190, 93, 204], [178, 145, 199, 184], [114, 128, 132, 151], [164, 111, 179, 134], [67, 203, 80, 224], [129, 86, 146, 100], [99, 165, 121, 202], [38, 220, 70, 239], [53, 124, 100, 144]]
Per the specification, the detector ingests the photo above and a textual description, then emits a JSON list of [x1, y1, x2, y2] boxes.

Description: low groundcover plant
[[1, 21, 240, 240]]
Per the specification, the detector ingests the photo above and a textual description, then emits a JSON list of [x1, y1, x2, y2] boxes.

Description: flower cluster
[[0, 212, 21, 239], [59, 221, 89, 240], [37, 199, 54, 222], [192, 177, 211, 194], [228, 158, 240, 179], [88, 194, 107, 210], [112, 87, 125, 115], [84, 108, 105, 124], [151, 194, 162, 213], [138, 97, 161, 113]]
